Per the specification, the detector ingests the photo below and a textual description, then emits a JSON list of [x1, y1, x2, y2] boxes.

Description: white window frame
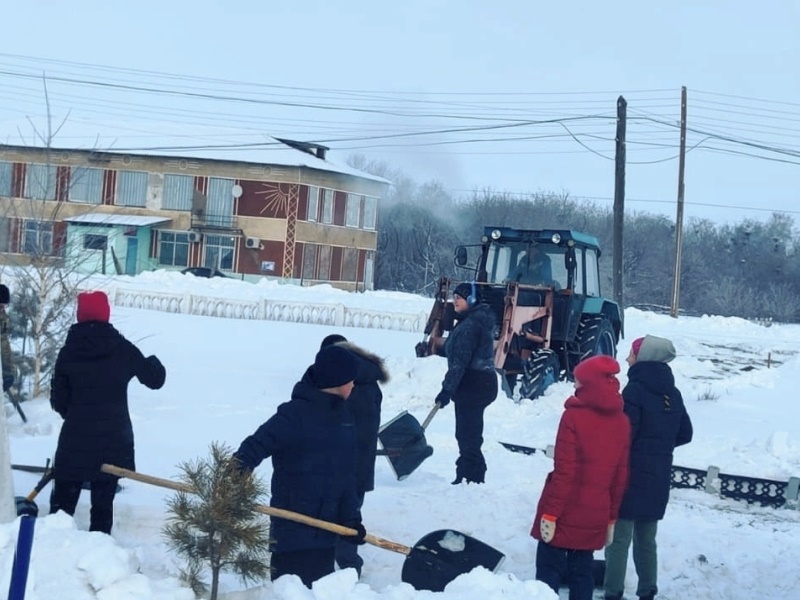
[[321, 189, 333, 224], [68, 166, 103, 204], [362, 196, 378, 230], [23, 220, 54, 255], [116, 170, 148, 207], [24, 164, 57, 200], [307, 186, 319, 222], [0, 161, 12, 197], [158, 231, 191, 267], [162, 174, 194, 211], [345, 194, 361, 228]]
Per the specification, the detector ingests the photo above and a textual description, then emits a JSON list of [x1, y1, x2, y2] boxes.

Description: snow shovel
[[377, 403, 440, 481], [15, 459, 54, 518], [102, 463, 505, 592]]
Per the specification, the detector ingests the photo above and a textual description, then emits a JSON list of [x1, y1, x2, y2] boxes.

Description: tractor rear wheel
[[520, 349, 561, 400], [576, 315, 617, 364]]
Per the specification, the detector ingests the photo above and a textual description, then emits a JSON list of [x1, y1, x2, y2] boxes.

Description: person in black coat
[[233, 345, 366, 588], [49, 291, 166, 534], [319, 334, 389, 577], [603, 335, 693, 600], [434, 282, 498, 485]]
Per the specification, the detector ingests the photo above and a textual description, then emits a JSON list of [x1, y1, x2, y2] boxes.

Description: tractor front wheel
[[519, 349, 561, 400]]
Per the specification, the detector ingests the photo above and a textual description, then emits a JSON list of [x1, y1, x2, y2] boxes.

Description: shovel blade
[[15, 497, 38, 518], [400, 529, 505, 592], [378, 412, 434, 481]]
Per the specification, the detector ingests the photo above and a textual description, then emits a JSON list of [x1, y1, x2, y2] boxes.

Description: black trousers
[[453, 369, 498, 483], [270, 547, 336, 587], [49, 478, 119, 534], [535, 541, 594, 600]]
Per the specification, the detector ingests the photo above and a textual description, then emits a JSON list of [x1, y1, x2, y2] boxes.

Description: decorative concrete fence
[[96, 286, 430, 334], [671, 464, 800, 510]]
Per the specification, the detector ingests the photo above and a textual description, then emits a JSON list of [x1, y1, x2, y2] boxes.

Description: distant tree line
[[349, 156, 800, 323]]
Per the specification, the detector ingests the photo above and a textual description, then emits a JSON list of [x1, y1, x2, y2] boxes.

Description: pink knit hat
[[631, 337, 645, 356]]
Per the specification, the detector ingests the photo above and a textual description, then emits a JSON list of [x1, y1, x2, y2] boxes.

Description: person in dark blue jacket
[[319, 334, 389, 577], [603, 335, 693, 600], [49, 291, 166, 534], [233, 345, 366, 587], [434, 282, 498, 485]]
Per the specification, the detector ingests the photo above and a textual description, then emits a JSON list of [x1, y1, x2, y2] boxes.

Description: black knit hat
[[0, 284, 8, 305], [320, 333, 347, 349], [313, 345, 358, 389], [453, 282, 478, 305]]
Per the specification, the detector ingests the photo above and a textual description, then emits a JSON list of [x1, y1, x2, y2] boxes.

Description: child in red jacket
[[530, 355, 631, 599]]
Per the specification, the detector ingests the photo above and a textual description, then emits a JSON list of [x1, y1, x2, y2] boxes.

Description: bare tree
[[1, 78, 102, 398]]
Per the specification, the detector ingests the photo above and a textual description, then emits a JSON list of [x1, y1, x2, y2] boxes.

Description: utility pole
[[613, 95, 627, 318], [670, 86, 688, 318]]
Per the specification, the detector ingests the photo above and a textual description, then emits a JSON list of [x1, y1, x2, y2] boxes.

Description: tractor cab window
[[486, 242, 566, 289], [584, 249, 600, 296]]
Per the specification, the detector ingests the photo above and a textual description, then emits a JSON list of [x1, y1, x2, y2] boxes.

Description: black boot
[[451, 476, 464, 485]]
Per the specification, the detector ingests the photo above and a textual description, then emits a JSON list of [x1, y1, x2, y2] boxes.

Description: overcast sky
[[1, 1, 798, 224]]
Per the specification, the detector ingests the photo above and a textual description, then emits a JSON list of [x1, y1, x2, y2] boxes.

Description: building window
[[341, 247, 357, 281], [0, 218, 11, 253], [302, 244, 318, 280], [163, 174, 194, 211], [69, 167, 103, 204], [363, 196, 377, 230], [307, 186, 319, 222], [206, 177, 234, 227], [116, 170, 148, 207], [204, 234, 235, 271], [158, 231, 190, 267], [83, 234, 108, 250], [0, 161, 12, 197], [345, 194, 361, 228], [23, 220, 54, 255], [24, 164, 57, 200], [321, 189, 333, 224], [318, 245, 332, 280]]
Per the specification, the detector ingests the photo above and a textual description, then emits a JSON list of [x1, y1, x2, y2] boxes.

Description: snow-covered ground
[[2, 271, 800, 599]]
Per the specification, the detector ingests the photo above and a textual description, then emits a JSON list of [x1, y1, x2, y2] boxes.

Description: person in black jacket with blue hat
[[49, 291, 166, 534], [603, 334, 693, 600], [434, 282, 498, 485], [319, 334, 388, 577], [233, 344, 366, 587]]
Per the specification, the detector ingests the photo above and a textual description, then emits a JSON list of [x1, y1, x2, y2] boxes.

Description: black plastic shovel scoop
[[102, 463, 505, 592], [377, 404, 440, 480]]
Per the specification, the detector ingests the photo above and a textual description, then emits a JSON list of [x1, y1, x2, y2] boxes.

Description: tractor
[[414, 226, 622, 399]]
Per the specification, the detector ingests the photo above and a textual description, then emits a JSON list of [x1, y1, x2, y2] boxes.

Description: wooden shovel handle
[[421, 403, 440, 430], [101, 464, 410, 555]]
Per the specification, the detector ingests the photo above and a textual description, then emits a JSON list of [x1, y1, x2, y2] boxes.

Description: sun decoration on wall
[[256, 183, 291, 218]]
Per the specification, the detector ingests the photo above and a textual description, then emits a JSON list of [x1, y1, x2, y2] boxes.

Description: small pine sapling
[[163, 442, 272, 600]]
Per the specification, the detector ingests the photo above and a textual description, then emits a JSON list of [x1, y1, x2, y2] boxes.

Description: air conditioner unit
[[187, 231, 202, 243], [245, 236, 261, 249]]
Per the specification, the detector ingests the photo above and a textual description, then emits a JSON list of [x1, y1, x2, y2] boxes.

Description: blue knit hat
[[313, 345, 358, 389]]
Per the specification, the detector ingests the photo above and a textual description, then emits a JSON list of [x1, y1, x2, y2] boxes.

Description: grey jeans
[[603, 518, 659, 598]]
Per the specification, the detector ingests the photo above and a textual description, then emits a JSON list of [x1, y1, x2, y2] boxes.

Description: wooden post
[[613, 96, 627, 319], [670, 87, 688, 318]]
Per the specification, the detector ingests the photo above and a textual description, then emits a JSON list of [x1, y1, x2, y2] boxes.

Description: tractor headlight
[[550, 233, 562, 244], [567, 239, 576, 248], [490, 229, 502, 240]]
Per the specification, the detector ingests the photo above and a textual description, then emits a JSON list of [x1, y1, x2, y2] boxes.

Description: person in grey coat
[[434, 282, 498, 485], [604, 335, 693, 600]]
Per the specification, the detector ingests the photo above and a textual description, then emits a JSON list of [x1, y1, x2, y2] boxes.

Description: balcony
[[190, 211, 241, 233]]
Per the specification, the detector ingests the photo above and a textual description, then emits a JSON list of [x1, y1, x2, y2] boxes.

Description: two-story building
[[0, 139, 389, 290]]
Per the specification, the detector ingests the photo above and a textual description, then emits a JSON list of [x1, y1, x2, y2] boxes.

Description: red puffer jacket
[[530, 358, 631, 550]]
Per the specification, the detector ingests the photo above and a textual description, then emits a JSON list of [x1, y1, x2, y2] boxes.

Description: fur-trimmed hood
[[335, 341, 390, 384]]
